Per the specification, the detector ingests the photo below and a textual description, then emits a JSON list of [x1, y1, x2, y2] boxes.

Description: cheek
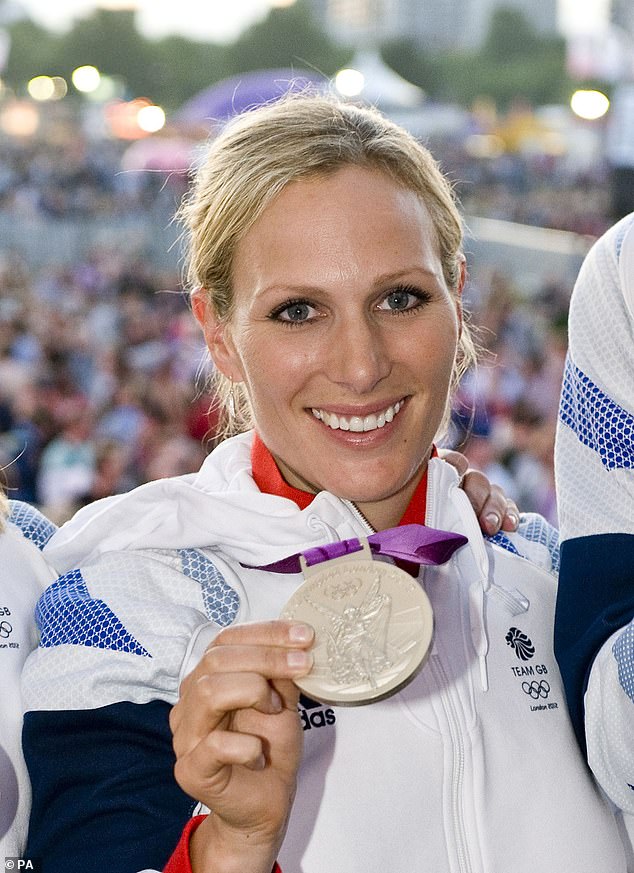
[[236, 330, 315, 407]]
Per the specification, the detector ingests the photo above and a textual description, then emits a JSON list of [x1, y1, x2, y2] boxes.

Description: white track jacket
[[22, 433, 630, 873]]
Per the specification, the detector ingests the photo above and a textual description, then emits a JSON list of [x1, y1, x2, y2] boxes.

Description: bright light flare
[[137, 104, 166, 133], [335, 68, 365, 98], [0, 101, 39, 136], [28, 76, 55, 101], [570, 89, 610, 120], [72, 65, 102, 93]]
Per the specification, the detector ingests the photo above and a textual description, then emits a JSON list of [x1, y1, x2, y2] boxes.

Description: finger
[[501, 499, 520, 532], [437, 448, 469, 479], [174, 729, 266, 799], [178, 621, 315, 698], [200, 642, 314, 681], [172, 672, 286, 752], [212, 620, 314, 650], [271, 677, 303, 712], [460, 469, 489, 518], [477, 484, 515, 536]]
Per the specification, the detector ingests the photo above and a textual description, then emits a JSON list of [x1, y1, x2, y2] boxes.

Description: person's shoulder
[[485, 512, 559, 576], [7, 500, 57, 551]]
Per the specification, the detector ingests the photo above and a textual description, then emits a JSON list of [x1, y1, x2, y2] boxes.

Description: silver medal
[[280, 539, 433, 705]]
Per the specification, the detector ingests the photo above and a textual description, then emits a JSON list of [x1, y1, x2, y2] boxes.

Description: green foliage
[[147, 37, 228, 110], [380, 38, 435, 91], [223, 1, 350, 79], [55, 10, 153, 99], [4, 19, 61, 85], [481, 7, 543, 61], [383, 8, 570, 108], [3, 3, 570, 111]]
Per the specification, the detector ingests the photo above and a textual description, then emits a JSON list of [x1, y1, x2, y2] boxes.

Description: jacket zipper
[[342, 499, 376, 534], [349, 476, 475, 870], [431, 653, 474, 873]]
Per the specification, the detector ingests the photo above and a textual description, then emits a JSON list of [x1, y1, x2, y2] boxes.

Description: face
[[195, 165, 463, 529]]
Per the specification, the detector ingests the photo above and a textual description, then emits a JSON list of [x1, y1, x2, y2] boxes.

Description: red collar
[[250, 432, 430, 526]]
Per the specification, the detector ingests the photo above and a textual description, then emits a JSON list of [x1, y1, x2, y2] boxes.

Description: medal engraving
[[281, 547, 433, 705]]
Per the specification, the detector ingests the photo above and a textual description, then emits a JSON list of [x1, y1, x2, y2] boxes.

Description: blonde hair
[[0, 487, 8, 532], [179, 93, 476, 437]]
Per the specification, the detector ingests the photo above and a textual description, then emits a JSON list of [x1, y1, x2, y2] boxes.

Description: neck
[[350, 465, 427, 531]]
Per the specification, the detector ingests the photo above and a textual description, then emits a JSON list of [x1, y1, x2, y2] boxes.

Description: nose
[[328, 314, 391, 394]]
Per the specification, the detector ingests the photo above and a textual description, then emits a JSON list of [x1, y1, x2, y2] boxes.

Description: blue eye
[[386, 290, 414, 310], [281, 302, 311, 322], [269, 299, 318, 325], [378, 286, 428, 313]]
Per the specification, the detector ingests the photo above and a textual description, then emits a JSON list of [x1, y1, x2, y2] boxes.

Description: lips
[[311, 399, 404, 432]]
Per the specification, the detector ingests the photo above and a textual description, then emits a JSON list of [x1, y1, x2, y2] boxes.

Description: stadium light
[[72, 65, 102, 94], [335, 68, 365, 98], [137, 104, 166, 133], [570, 89, 610, 121]]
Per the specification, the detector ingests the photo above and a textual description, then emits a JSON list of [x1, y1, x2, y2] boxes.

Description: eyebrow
[[256, 266, 442, 300]]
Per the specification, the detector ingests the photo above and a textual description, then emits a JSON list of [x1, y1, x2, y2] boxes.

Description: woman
[[23, 95, 625, 873], [0, 487, 56, 860]]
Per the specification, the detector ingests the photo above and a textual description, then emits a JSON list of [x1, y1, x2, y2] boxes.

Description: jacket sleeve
[[21, 547, 236, 872], [24, 701, 196, 873], [554, 534, 634, 755], [162, 817, 283, 873], [554, 213, 634, 797]]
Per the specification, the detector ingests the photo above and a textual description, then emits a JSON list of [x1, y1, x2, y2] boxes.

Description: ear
[[191, 288, 244, 381]]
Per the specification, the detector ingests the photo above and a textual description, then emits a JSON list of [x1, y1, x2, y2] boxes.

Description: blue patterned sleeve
[[8, 500, 57, 550]]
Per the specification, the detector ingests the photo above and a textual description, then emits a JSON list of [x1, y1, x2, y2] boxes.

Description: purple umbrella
[[175, 68, 328, 126]]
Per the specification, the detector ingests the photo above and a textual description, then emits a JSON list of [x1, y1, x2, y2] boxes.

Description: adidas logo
[[299, 693, 336, 731]]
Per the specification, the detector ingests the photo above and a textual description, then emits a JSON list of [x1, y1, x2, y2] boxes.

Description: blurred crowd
[[0, 116, 613, 526]]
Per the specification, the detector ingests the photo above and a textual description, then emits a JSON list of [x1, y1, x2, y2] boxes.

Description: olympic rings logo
[[522, 680, 550, 699], [0, 620, 12, 639]]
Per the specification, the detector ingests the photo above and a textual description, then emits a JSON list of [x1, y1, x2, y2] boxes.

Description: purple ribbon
[[242, 524, 467, 574]]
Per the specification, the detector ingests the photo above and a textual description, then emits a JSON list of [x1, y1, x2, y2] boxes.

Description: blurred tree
[[384, 8, 570, 108], [480, 7, 543, 61], [380, 39, 435, 92], [55, 10, 153, 99], [225, 0, 349, 79], [3, 4, 570, 111], [148, 36, 228, 110], [4, 19, 61, 87]]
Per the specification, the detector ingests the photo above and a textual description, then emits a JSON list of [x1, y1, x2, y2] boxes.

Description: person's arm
[[21, 550, 223, 873], [23, 699, 197, 873], [167, 620, 313, 873], [162, 818, 282, 873], [554, 214, 634, 805]]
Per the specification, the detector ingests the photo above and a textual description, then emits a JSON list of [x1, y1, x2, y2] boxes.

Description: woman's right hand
[[169, 620, 315, 873]]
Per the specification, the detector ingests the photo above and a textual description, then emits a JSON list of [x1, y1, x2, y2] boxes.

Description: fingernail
[[270, 690, 283, 712], [287, 650, 313, 672], [507, 512, 519, 529], [485, 512, 500, 532], [288, 623, 313, 644]]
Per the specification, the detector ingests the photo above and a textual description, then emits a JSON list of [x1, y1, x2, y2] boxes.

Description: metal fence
[[0, 210, 594, 292]]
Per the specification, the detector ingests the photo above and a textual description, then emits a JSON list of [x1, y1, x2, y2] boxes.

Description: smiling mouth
[[311, 399, 405, 433]]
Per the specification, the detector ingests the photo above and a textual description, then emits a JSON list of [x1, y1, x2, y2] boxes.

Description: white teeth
[[311, 400, 404, 433]]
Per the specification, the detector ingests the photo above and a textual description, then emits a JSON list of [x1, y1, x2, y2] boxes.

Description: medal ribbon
[[242, 523, 467, 574]]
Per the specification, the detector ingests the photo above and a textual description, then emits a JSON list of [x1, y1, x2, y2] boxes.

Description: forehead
[[232, 165, 442, 288]]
